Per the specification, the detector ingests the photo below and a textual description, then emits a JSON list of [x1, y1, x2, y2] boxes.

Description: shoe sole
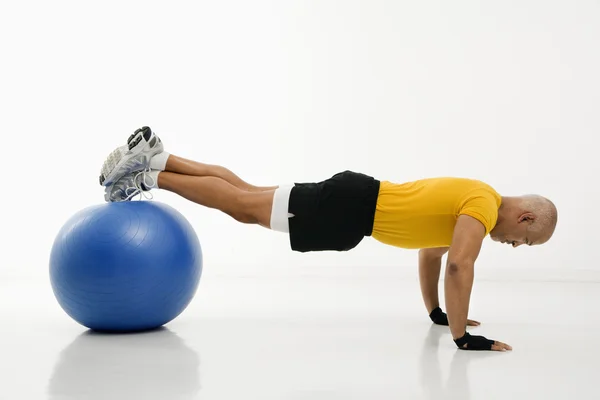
[[99, 127, 157, 187]]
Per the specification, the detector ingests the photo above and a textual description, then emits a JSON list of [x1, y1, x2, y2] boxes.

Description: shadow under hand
[[47, 327, 201, 400], [418, 325, 448, 397], [419, 325, 500, 400]]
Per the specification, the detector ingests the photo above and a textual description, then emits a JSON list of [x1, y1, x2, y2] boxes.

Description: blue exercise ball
[[49, 201, 202, 332]]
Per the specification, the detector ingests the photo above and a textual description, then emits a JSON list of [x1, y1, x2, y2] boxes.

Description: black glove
[[429, 306, 449, 325], [454, 332, 495, 351]]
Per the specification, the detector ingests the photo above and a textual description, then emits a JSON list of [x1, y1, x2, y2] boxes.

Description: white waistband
[[270, 185, 294, 233]]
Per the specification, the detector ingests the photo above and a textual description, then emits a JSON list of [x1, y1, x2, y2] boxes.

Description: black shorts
[[288, 170, 381, 252]]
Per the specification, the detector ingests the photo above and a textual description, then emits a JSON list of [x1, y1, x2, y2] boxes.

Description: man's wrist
[[429, 306, 443, 319], [453, 332, 470, 347], [429, 307, 449, 325], [452, 329, 468, 341], [428, 304, 440, 314]]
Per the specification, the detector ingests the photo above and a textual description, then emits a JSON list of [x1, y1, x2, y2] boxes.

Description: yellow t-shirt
[[371, 177, 502, 249]]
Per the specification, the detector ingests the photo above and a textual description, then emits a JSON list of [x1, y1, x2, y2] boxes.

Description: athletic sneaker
[[104, 171, 157, 202], [99, 126, 164, 187]]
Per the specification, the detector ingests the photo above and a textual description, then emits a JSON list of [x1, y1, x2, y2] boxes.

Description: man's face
[[490, 217, 538, 248]]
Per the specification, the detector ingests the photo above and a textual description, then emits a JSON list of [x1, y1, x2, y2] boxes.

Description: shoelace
[[123, 169, 156, 201]]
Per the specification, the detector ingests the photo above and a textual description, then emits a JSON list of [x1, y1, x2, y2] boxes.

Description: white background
[[1, 2, 600, 399], [1, 0, 598, 281]]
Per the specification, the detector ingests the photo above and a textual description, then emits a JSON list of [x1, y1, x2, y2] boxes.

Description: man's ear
[[518, 212, 536, 224]]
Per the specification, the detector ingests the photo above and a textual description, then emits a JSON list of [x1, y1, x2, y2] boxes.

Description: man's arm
[[445, 215, 484, 339], [445, 215, 512, 351], [419, 247, 480, 326], [418, 247, 449, 314]]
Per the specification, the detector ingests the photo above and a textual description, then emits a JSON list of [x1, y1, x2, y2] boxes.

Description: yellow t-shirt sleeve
[[459, 193, 499, 235]]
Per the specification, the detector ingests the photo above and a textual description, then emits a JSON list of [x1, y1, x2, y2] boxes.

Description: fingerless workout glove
[[429, 307, 449, 325], [454, 332, 495, 350]]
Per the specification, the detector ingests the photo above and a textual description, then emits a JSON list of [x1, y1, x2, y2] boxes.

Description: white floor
[[1, 269, 598, 400]]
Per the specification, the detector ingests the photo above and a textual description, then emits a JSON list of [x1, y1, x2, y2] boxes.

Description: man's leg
[[156, 172, 275, 228], [99, 126, 276, 192], [152, 153, 277, 192]]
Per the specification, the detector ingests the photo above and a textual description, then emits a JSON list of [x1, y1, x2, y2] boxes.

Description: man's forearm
[[418, 251, 443, 313], [444, 261, 475, 339]]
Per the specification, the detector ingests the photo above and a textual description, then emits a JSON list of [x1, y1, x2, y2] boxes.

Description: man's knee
[[229, 207, 258, 224], [231, 191, 272, 226]]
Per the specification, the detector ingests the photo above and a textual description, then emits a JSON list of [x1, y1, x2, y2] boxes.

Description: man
[[100, 126, 558, 352]]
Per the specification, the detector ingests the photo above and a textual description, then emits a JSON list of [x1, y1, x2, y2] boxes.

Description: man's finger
[[491, 341, 513, 351], [467, 319, 480, 326], [498, 341, 513, 351], [491, 344, 506, 351]]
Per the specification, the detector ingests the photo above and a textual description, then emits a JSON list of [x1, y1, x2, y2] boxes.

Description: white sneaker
[[99, 126, 164, 187], [104, 171, 157, 202]]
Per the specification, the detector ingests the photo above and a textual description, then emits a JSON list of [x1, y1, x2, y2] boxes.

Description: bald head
[[518, 195, 558, 244], [490, 194, 558, 247]]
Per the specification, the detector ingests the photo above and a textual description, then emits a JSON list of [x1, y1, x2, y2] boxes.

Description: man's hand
[[454, 332, 513, 351], [429, 306, 480, 327]]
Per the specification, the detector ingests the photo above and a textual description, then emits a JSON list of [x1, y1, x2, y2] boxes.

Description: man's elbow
[[446, 260, 475, 276]]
